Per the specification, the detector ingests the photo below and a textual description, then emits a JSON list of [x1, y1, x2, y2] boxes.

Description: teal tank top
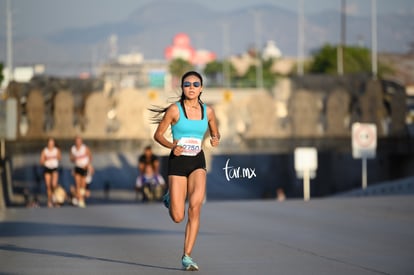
[[172, 102, 208, 141]]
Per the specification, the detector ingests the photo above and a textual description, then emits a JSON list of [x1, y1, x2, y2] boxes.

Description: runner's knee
[[188, 204, 201, 220], [170, 209, 185, 223]]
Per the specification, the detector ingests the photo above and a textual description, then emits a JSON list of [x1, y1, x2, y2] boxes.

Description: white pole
[[371, 0, 378, 79], [303, 169, 310, 201], [222, 22, 231, 88], [362, 158, 367, 189], [297, 0, 304, 76], [6, 0, 14, 81], [337, 0, 346, 75], [253, 10, 264, 89]]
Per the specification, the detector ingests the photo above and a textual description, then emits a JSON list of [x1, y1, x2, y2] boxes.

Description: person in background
[[136, 145, 166, 201], [85, 163, 94, 199], [70, 163, 93, 204], [39, 137, 62, 208], [70, 136, 92, 208]]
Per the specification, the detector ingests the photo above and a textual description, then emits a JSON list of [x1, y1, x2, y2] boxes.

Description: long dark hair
[[149, 71, 204, 123]]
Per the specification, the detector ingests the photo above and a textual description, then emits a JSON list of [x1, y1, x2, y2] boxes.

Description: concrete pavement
[[0, 196, 413, 275]]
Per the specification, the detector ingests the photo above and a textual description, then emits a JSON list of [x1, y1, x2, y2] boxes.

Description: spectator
[[136, 145, 166, 201]]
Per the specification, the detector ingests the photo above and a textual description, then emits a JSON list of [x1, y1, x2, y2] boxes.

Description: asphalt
[[0, 196, 413, 275]]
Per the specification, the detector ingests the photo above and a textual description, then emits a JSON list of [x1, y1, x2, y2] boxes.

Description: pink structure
[[165, 33, 216, 66]]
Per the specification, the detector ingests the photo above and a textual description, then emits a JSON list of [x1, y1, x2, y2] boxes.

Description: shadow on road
[[0, 221, 184, 237], [0, 244, 182, 271]]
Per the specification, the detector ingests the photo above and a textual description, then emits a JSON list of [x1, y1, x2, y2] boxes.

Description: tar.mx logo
[[223, 158, 257, 182]]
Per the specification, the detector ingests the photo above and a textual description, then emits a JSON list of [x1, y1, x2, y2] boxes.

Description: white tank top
[[43, 147, 59, 169], [71, 144, 90, 168]]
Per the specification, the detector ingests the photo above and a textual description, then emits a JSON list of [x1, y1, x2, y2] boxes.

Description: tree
[[0, 63, 3, 87], [169, 58, 193, 80], [204, 60, 222, 85], [308, 44, 338, 74], [307, 44, 391, 76], [236, 58, 278, 89], [204, 60, 236, 87], [262, 58, 279, 89]]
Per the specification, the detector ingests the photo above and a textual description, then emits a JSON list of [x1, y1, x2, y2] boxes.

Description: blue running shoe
[[182, 255, 199, 271], [162, 191, 170, 209]]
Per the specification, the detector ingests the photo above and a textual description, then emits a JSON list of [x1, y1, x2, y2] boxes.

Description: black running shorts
[[43, 167, 58, 175], [74, 166, 88, 177], [168, 150, 206, 177]]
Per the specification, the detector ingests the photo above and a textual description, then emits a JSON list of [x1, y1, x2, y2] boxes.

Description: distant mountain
[[1, 0, 413, 76]]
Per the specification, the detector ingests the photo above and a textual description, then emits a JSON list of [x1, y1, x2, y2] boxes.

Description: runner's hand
[[210, 136, 220, 147], [172, 144, 183, 156]]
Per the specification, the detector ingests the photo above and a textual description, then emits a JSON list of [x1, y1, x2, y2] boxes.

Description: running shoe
[[162, 191, 170, 209], [72, 197, 79, 206], [78, 199, 86, 208], [182, 255, 199, 271]]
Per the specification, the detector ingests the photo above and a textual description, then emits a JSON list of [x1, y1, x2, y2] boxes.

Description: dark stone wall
[[5, 137, 414, 201], [206, 148, 414, 200]]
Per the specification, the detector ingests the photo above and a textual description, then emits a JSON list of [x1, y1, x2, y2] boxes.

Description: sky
[[1, 0, 413, 37]]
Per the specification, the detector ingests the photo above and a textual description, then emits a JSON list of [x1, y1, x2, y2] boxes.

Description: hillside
[[0, 0, 413, 76]]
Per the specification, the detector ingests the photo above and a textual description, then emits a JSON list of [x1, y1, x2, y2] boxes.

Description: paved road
[[0, 196, 413, 275]]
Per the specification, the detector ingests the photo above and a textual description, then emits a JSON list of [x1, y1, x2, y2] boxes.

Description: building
[[98, 52, 169, 91], [164, 33, 216, 66]]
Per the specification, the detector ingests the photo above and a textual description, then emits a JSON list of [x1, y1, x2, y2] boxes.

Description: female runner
[[153, 71, 220, 271]]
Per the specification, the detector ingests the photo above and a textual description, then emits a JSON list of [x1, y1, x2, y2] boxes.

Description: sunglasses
[[183, 81, 201, 88]]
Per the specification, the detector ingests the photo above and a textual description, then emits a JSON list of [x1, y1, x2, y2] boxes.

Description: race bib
[[178, 137, 202, 156]]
